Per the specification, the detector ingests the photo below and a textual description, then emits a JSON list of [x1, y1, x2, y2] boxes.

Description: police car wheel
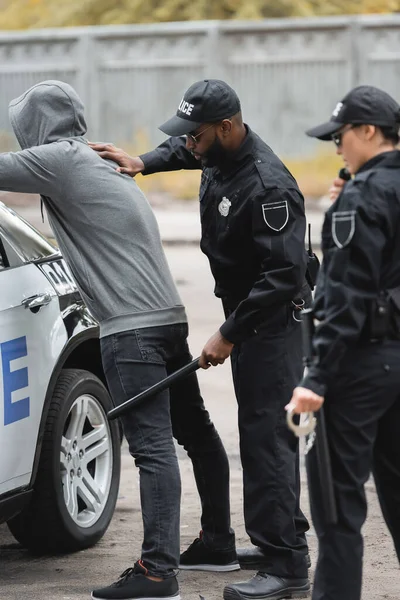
[[7, 368, 121, 553]]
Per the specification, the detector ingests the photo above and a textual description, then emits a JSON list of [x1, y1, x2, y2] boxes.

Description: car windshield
[[0, 202, 58, 262]]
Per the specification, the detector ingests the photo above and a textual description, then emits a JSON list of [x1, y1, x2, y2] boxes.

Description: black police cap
[[159, 79, 241, 137], [306, 85, 400, 140]]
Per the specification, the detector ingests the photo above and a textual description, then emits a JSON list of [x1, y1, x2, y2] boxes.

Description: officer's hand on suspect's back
[[285, 386, 324, 414], [199, 331, 234, 369], [89, 142, 144, 177]]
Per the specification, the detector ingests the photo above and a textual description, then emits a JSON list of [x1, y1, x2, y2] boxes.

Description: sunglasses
[[186, 123, 215, 145], [331, 124, 355, 147]]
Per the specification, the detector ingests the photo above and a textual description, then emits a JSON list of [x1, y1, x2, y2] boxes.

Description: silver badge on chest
[[218, 197, 231, 217]]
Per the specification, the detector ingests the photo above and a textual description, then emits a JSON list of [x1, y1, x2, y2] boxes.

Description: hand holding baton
[[107, 357, 201, 421]]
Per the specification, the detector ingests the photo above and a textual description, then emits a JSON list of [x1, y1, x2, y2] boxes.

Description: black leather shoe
[[223, 573, 310, 600], [237, 547, 311, 570]]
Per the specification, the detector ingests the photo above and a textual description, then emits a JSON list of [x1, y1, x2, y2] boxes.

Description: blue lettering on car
[[2, 336, 29, 425]]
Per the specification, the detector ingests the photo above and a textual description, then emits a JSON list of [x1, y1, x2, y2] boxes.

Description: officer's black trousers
[[229, 305, 310, 578], [308, 340, 400, 600]]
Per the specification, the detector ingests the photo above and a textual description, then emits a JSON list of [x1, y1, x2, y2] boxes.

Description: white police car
[[0, 201, 121, 553]]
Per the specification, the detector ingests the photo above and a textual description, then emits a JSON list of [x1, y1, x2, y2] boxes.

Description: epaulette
[[254, 155, 298, 192]]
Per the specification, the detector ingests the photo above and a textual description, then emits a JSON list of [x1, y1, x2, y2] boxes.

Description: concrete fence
[[1, 15, 400, 157]]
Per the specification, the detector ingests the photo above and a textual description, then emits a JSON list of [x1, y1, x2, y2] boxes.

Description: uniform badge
[[262, 200, 289, 232], [218, 197, 231, 217], [332, 210, 356, 248]]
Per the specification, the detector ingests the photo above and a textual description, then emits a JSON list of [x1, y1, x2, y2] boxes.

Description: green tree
[[0, 0, 399, 29]]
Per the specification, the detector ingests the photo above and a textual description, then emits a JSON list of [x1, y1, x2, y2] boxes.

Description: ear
[[364, 124, 377, 141], [220, 119, 232, 136]]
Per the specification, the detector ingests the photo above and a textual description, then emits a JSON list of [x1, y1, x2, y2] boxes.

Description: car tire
[[7, 368, 121, 553]]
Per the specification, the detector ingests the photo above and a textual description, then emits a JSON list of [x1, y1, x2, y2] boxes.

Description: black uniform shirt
[[302, 150, 400, 396], [141, 126, 308, 344]]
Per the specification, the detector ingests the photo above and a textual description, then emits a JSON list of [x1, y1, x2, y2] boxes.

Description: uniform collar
[[356, 149, 400, 174], [215, 124, 255, 178]]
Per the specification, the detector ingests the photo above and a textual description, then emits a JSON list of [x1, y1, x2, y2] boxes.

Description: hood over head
[[9, 80, 87, 149]]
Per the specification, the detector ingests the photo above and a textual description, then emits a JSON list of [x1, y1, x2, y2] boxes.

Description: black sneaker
[[91, 562, 180, 600], [179, 533, 240, 572]]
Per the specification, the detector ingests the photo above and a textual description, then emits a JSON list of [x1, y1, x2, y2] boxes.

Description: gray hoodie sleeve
[[0, 145, 60, 196]]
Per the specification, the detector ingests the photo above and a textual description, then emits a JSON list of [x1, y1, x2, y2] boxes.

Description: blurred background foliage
[[0, 0, 399, 29]]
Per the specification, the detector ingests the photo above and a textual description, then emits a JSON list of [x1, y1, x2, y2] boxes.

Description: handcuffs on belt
[[291, 298, 306, 322]]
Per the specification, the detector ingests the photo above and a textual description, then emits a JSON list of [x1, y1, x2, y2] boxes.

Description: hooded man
[[0, 80, 236, 600]]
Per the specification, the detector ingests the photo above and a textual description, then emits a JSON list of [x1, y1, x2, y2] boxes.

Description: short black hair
[[379, 125, 399, 145]]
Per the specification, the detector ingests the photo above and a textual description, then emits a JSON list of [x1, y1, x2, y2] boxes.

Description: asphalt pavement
[[1, 245, 399, 600]]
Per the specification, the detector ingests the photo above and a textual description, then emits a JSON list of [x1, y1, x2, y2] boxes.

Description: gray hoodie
[[0, 80, 186, 337]]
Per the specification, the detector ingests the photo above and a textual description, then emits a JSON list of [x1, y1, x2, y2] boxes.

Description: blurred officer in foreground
[[91, 79, 312, 600], [287, 85, 400, 600]]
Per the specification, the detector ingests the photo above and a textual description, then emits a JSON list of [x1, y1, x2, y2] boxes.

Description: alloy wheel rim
[[60, 394, 113, 528]]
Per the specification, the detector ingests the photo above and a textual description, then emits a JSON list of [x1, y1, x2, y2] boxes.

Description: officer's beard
[[199, 136, 226, 168]]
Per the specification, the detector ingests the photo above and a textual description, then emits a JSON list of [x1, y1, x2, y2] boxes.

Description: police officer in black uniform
[[287, 85, 400, 600], [91, 79, 311, 599]]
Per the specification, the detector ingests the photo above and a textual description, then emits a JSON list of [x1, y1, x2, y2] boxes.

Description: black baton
[[301, 309, 338, 525], [314, 403, 337, 524], [107, 357, 201, 421]]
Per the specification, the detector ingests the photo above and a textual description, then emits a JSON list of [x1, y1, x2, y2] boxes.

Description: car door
[[0, 212, 67, 495]]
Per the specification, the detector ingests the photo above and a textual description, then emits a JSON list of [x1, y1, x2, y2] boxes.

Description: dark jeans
[[308, 340, 400, 600], [100, 323, 234, 578], [228, 302, 310, 578]]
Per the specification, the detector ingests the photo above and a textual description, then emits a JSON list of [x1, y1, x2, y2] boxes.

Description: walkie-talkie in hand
[[338, 167, 351, 182], [306, 223, 320, 290]]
